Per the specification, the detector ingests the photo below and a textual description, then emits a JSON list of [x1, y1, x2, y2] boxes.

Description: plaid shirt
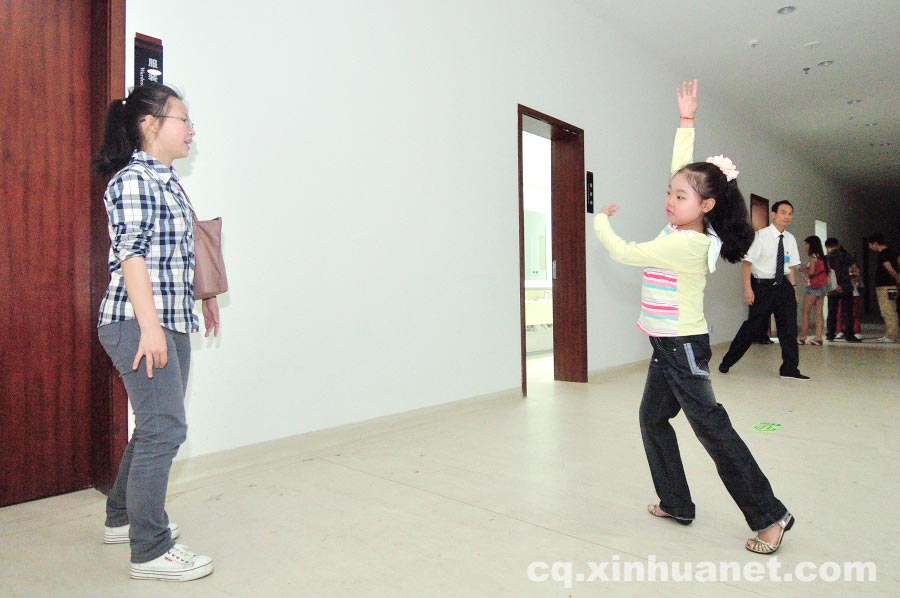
[[97, 151, 199, 333]]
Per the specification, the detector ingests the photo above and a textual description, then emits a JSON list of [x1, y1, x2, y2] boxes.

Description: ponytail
[[91, 83, 183, 179], [91, 99, 132, 178], [710, 179, 754, 263], [675, 162, 754, 264]]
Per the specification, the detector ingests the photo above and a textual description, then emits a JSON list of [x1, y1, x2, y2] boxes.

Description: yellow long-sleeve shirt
[[594, 128, 714, 337]]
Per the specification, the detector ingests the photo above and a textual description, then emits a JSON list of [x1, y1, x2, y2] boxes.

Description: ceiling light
[[817, 60, 834, 67], [864, 123, 878, 127], [801, 41, 822, 49], [847, 99, 862, 104], [777, 6, 796, 15]]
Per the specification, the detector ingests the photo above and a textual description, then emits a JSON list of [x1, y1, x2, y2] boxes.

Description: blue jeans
[[640, 334, 788, 531], [98, 320, 190, 563]]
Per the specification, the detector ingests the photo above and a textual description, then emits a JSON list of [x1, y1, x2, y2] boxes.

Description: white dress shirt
[[742, 224, 800, 279]]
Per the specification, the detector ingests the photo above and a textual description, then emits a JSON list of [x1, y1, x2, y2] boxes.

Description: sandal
[[647, 504, 693, 526], [809, 339, 823, 346], [746, 513, 794, 554], [797, 338, 806, 345]]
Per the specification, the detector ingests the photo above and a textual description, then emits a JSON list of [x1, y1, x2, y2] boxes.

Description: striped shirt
[[595, 217, 711, 336], [97, 151, 198, 333], [592, 127, 715, 337]]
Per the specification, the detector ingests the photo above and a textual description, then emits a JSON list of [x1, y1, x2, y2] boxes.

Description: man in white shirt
[[719, 201, 809, 380]]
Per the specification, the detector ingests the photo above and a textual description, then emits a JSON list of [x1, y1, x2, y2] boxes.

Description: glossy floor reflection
[[2, 331, 897, 596]]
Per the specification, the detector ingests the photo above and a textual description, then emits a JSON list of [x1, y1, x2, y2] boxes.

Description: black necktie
[[775, 234, 785, 283]]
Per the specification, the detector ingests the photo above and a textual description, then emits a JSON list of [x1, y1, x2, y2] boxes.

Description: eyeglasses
[[159, 115, 195, 129]]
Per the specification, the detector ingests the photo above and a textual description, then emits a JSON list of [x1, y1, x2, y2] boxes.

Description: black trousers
[[826, 289, 855, 338], [721, 280, 800, 375]]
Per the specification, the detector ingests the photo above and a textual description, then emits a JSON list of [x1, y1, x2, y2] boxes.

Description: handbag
[[192, 216, 228, 299], [174, 180, 228, 300], [132, 163, 229, 299]]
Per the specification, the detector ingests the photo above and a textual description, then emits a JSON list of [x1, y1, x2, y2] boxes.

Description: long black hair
[[674, 162, 754, 263], [92, 83, 182, 178], [804, 235, 829, 272]]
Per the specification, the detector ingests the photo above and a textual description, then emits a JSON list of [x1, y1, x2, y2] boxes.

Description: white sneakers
[[129, 544, 214, 582], [876, 336, 897, 343], [103, 522, 180, 544], [105, 523, 213, 581]]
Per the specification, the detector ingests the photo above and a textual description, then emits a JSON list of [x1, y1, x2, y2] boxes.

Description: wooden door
[[518, 106, 587, 396], [0, 0, 125, 507], [549, 125, 587, 383]]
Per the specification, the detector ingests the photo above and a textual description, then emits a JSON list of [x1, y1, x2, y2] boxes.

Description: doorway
[[517, 106, 587, 396], [749, 194, 770, 232], [814, 219, 830, 322], [749, 194, 776, 340]]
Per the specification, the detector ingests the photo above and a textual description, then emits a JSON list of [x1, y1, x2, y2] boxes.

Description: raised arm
[[672, 79, 698, 174]]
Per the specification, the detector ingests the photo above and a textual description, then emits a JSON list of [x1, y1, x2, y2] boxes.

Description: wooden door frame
[[89, 0, 127, 494], [518, 105, 587, 397]]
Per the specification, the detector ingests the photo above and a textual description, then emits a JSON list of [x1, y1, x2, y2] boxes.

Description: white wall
[[126, 0, 857, 459]]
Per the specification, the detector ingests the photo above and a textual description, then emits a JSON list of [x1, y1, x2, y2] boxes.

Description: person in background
[[896, 252, 900, 320], [718, 201, 809, 379], [797, 236, 829, 345], [865, 233, 899, 343], [824, 237, 861, 343]]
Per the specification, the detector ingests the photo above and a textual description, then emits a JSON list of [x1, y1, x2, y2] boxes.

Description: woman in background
[[797, 235, 828, 345]]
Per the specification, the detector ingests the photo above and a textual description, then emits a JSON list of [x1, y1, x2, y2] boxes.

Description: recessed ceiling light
[[864, 123, 878, 127], [801, 41, 822, 49], [817, 60, 834, 67], [777, 6, 796, 15], [847, 99, 862, 104]]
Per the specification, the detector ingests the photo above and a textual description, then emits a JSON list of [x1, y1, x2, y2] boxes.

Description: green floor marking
[[751, 422, 782, 433]]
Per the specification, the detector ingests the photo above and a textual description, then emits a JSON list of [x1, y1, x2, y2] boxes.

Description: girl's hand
[[676, 79, 699, 119], [202, 296, 220, 338], [599, 204, 620, 217], [133, 324, 168, 378]]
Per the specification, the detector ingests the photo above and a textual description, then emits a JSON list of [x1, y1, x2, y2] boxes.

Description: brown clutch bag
[[193, 216, 228, 300]]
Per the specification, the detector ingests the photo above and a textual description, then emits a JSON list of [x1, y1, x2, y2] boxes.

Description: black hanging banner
[[134, 33, 163, 86]]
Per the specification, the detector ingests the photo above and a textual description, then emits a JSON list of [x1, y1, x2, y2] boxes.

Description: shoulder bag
[[170, 175, 228, 299]]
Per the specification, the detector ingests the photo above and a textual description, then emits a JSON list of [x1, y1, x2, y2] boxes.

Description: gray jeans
[[98, 319, 190, 563]]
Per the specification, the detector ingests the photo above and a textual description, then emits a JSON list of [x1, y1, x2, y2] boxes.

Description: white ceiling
[[578, 0, 900, 195]]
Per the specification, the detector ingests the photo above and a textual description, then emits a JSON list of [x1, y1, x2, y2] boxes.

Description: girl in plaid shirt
[[92, 83, 216, 581]]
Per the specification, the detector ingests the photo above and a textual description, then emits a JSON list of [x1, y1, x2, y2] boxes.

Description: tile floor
[[1, 330, 897, 597]]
